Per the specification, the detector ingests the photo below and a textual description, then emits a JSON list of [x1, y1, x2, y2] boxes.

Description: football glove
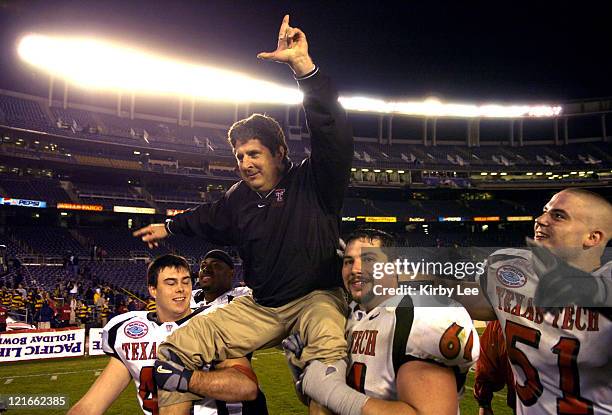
[[528, 239, 611, 312], [154, 348, 193, 393], [281, 332, 308, 406]]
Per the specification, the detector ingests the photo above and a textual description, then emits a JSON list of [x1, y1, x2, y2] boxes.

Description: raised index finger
[[278, 14, 290, 39]]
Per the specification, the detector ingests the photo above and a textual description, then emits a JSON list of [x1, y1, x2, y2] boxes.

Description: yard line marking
[[4, 378, 13, 384], [95, 370, 102, 377], [0, 368, 100, 380]]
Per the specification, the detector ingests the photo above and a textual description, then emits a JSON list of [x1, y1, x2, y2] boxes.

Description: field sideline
[[0, 349, 512, 414]]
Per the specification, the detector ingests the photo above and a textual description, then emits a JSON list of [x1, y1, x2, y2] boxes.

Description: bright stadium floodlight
[[18, 34, 564, 116], [18, 34, 303, 105], [338, 96, 562, 118]]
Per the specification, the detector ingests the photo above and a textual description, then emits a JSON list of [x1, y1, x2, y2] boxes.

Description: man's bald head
[[557, 188, 612, 244]]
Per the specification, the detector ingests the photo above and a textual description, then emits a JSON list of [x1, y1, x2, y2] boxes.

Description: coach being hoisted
[[134, 15, 357, 414]]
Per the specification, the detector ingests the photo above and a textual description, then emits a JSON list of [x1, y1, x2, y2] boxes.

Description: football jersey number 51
[[505, 321, 594, 415]]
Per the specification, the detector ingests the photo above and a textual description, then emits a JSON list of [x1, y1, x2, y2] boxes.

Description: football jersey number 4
[[138, 366, 159, 415], [505, 321, 594, 415]]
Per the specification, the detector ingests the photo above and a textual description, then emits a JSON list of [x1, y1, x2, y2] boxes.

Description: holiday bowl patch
[[496, 265, 527, 288], [124, 321, 148, 339]]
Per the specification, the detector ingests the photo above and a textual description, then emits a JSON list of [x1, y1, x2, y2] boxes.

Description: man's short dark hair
[[344, 228, 396, 248], [147, 254, 191, 287], [562, 188, 610, 207], [228, 113, 289, 161]]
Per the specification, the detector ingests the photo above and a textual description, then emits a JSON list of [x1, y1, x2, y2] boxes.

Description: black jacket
[[168, 69, 353, 306]]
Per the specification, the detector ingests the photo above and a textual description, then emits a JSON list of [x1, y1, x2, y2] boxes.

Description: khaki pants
[[158, 288, 347, 407]]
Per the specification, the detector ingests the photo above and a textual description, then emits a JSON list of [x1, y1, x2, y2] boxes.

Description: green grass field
[[0, 349, 512, 414]]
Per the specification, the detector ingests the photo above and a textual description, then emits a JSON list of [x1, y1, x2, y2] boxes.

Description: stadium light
[[526, 172, 533, 176], [18, 34, 303, 105], [338, 96, 562, 118], [18, 34, 564, 116]]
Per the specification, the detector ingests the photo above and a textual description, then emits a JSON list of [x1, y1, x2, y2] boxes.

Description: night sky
[[0, 0, 610, 103]]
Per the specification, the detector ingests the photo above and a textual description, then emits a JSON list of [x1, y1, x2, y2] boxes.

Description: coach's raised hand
[[132, 223, 168, 248], [257, 14, 315, 77]]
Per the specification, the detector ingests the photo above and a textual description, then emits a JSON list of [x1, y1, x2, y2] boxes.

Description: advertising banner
[[113, 206, 156, 215], [57, 202, 103, 211], [0, 328, 85, 362], [0, 198, 47, 208], [88, 328, 105, 356]]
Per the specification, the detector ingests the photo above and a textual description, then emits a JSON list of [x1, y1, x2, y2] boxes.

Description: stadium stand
[[71, 182, 150, 209], [9, 226, 87, 256], [0, 175, 70, 203], [0, 95, 51, 131], [2, 92, 610, 175]]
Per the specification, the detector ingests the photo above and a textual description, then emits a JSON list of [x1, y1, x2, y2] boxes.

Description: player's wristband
[[295, 66, 319, 81], [164, 219, 174, 236]]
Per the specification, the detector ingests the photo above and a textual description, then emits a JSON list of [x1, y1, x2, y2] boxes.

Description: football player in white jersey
[[295, 228, 479, 415], [191, 249, 251, 310], [462, 188, 612, 414], [68, 254, 265, 415]]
